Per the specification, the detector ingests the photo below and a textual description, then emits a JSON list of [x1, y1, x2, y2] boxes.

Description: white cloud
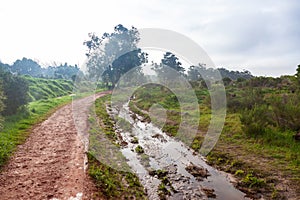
[[0, 0, 299, 76]]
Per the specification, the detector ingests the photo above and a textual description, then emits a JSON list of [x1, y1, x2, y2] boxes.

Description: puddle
[[109, 103, 250, 200]]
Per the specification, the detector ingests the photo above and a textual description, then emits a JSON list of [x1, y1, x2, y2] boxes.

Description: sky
[[0, 0, 299, 77]]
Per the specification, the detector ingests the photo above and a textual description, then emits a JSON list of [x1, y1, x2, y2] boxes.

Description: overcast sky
[[0, 0, 299, 77]]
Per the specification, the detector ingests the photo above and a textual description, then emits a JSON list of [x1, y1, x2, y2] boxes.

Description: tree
[[187, 65, 202, 81], [152, 52, 185, 83], [84, 24, 147, 87], [11, 58, 42, 77], [0, 68, 29, 115], [296, 64, 300, 85], [222, 77, 232, 86], [161, 52, 185, 74], [0, 80, 5, 129]]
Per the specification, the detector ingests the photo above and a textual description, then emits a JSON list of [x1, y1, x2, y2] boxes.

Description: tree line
[[83, 24, 253, 88], [0, 58, 82, 80]]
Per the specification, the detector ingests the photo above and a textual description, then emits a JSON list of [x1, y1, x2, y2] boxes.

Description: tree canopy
[[84, 24, 148, 88], [1, 58, 81, 80]]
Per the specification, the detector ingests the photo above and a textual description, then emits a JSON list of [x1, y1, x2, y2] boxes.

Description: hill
[[24, 76, 74, 101]]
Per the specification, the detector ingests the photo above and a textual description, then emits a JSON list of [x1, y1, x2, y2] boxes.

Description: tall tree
[[84, 24, 147, 87], [153, 52, 185, 83], [187, 65, 202, 81], [161, 52, 185, 74], [11, 58, 42, 77]]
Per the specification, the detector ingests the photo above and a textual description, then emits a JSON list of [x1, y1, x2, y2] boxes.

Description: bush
[[0, 81, 4, 129], [0, 69, 29, 116], [268, 93, 300, 131], [240, 104, 272, 137]]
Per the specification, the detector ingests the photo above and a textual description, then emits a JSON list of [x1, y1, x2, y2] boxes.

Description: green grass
[[88, 94, 147, 199], [0, 95, 72, 168], [93, 95, 116, 140], [129, 83, 300, 199], [24, 76, 74, 101], [87, 152, 146, 199]]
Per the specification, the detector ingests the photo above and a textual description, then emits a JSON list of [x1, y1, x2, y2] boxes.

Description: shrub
[[240, 104, 272, 137], [0, 69, 29, 116]]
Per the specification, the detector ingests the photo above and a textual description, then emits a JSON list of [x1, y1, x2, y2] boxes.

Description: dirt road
[[0, 91, 110, 200]]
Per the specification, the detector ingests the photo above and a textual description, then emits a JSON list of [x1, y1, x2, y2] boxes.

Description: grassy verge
[[0, 95, 72, 168], [87, 94, 147, 199]]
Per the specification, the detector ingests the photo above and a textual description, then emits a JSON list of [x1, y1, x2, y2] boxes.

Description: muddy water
[[110, 103, 249, 200]]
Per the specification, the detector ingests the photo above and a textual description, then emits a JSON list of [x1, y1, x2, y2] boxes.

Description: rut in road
[[0, 92, 110, 200]]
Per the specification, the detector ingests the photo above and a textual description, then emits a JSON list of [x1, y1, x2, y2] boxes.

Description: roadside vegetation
[[0, 94, 72, 168], [0, 64, 80, 169], [128, 66, 300, 199], [88, 94, 147, 199], [0, 55, 108, 168]]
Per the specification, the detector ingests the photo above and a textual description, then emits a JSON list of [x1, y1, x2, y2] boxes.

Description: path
[[0, 91, 110, 200]]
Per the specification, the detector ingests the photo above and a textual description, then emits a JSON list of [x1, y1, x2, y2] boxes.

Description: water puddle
[[109, 103, 250, 200]]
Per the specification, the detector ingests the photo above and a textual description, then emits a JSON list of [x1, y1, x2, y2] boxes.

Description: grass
[[129, 83, 300, 199], [88, 94, 147, 199], [135, 145, 144, 154], [24, 76, 74, 101], [87, 152, 146, 199], [0, 95, 72, 168]]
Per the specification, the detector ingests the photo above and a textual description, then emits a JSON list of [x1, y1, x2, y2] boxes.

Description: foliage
[[0, 67, 29, 116], [135, 145, 144, 154], [241, 173, 266, 188], [240, 104, 272, 137], [24, 76, 74, 101], [187, 65, 201, 81], [161, 52, 185, 73], [44, 63, 82, 79], [3, 57, 82, 79], [11, 57, 42, 77], [268, 93, 300, 131], [127, 65, 300, 199], [84, 24, 147, 88], [218, 67, 253, 80], [94, 95, 116, 140], [90, 94, 146, 199], [186, 65, 253, 83], [0, 81, 4, 129], [222, 77, 232, 86], [151, 52, 186, 84], [87, 153, 146, 199], [295, 64, 300, 85]]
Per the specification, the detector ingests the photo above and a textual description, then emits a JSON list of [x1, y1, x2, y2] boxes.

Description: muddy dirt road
[[0, 91, 110, 200]]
